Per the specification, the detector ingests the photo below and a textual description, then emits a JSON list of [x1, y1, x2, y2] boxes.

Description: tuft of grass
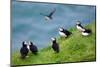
[[12, 22, 96, 66]]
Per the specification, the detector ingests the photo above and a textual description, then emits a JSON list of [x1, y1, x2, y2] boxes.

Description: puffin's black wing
[[63, 29, 72, 35], [52, 43, 59, 53], [20, 47, 28, 55], [30, 42, 38, 55], [48, 9, 56, 17], [78, 24, 85, 29], [20, 47, 29, 59], [30, 45, 38, 52], [85, 29, 92, 33]]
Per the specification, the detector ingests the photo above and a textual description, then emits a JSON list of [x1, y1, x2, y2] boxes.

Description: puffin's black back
[[77, 24, 84, 29], [52, 40, 59, 53], [84, 29, 92, 33], [29, 42, 38, 55], [20, 42, 29, 59], [63, 29, 72, 35]]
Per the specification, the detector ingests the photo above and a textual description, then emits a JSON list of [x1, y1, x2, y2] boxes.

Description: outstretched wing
[[48, 8, 56, 17]]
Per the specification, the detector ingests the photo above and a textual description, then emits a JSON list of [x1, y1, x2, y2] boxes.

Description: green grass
[[12, 22, 96, 66]]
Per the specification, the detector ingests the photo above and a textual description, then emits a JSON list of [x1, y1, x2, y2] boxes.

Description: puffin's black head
[[29, 41, 34, 47], [51, 38, 56, 43], [59, 27, 64, 32], [22, 41, 27, 47], [76, 21, 81, 25]]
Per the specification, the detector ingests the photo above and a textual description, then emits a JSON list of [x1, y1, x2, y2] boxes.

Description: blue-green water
[[12, 1, 96, 51]]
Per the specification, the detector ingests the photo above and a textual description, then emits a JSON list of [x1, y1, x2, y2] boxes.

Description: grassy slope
[[12, 22, 96, 66]]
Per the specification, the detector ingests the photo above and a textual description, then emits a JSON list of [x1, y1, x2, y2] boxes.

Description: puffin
[[20, 41, 29, 59], [76, 21, 85, 32], [59, 27, 72, 38], [51, 38, 59, 53], [29, 41, 38, 55], [81, 29, 92, 36], [40, 8, 56, 21]]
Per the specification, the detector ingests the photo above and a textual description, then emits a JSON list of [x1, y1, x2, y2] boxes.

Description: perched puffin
[[29, 41, 38, 55], [20, 41, 29, 59], [76, 21, 85, 32], [59, 27, 72, 38], [81, 29, 92, 36], [51, 38, 59, 53], [40, 8, 56, 21]]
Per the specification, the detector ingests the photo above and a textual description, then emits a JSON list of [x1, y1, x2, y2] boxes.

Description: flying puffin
[[40, 8, 56, 21], [20, 41, 29, 59], [76, 21, 85, 32], [51, 38, 59, 53], [29, 41, 38, 55], [81, 29, 92, 36], [59, 27, 72, 38]]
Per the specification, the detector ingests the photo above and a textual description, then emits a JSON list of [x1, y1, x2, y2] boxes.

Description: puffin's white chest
[[59, 31, 67, 37], [76, 25, 85, 31], [45, 16, 50, 21], [82, 32, 89, 36], [27, 45, 30, 50]]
